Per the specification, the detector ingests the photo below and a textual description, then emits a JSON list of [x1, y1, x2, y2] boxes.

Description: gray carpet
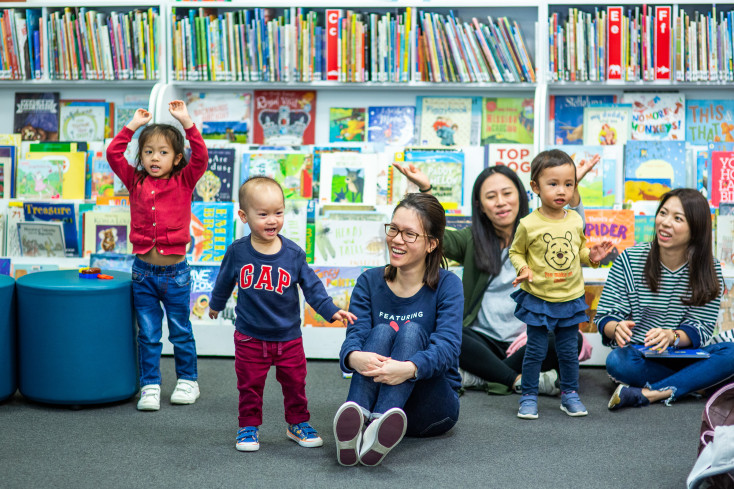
[[0, 357, 705, 488]]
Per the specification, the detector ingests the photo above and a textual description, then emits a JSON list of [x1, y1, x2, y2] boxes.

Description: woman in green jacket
[[393, 162, 593, 395]]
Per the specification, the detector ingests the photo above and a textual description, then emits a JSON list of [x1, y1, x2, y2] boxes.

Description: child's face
[[239, 184, 285, 245], [141, 134, 182, 179], [530, 164, 576, 212]]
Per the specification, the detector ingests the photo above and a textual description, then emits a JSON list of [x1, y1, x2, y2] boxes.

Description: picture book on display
[[686, 100, 734, 145], [624, 141, 686, 203], [252, 90, 316, 145], [635, 215, 656, 244], [185, 92, 253, 143], [89, 253, 135, 273], [367, 106, 415, 146], [552, 95, 615, 145], [23, 201, 78, 257], [188, 202, 235, 263], [480, 97, 534, 145], [82, 210, 132, 257], [188, 264, 221, 323], [194, 148, 236, 202], [717, 204, 734, 269], [0, 146, 13, 198], [582, 105, 631, 146], [14, 92, 60, 141], [90, 151, 125, 198], [329, 108, 366, 143], [318, 152, 378, 206], [312, 147, 361, 200], [303, 266, 362, 327], [25, 147, 86, 200], [712, 151, 734, 207], [392, 150, 463, 210], [18, 221, 66, 258], [315, 218, 387, 267], [550, 145, 621, 208], [487, 144, 536, 208], [114, 105, 142, 139], [417, 96, 480, 147], [621, 92, 685, 141], [59, 100, 110, 141], [584, 209, 635, 266], [5, 202, 23, 257], [240, 151, 314, 200], [15, 158, 63, 199]]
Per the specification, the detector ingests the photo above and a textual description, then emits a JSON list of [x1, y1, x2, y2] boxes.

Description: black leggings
[[459, 327, 584, 388]]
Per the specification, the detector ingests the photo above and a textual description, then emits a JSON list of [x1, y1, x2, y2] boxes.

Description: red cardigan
[[105, 125, 208, 256]]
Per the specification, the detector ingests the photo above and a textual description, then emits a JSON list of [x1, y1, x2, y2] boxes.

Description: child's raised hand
[[128, 108, 152, 131], [209, 309, 220, 320], [392, 162, 431, 192], [590, 240, 614, 263], [168, 100, 193, 129], [512, 266, 532, 287], [332, 309, 357, 325]]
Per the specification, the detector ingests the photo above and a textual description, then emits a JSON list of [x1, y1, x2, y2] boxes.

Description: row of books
[[169, 7, 535, 83], [0, 9, 41, 80], [549, 6, 734, 83]]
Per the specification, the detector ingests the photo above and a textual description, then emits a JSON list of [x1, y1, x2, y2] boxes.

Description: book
[[5, 201, 23, 256], [329, 107, 366, 143], [717, 209, 734, 270], [712, 151, 734, 207], [418, 96, 480, 147], [194, 148, 236, 202], [17, 221, 66, 258], [90, 150, 124, 198], [552, 95, 615, 145], [23, 201, 78, 257], [89, 252, 135, 273], [15, 158, 63, 199], [185, 91, 253, 143], [82, 210, 132, 257], [634, 215, 656, 244], [685, 100, 734, 145], [114, 104, 143, 139], [315, 217, 387, 267], [187, 202, 235, 262], [312, 147, 361, 201], [584, 209, 635, 266], [606, 7, 624, 80], [367, 106, 415, 146], [480, 97, 534, 145], [188, 264, 221, 322], [240, 151, 314, 200], [318, 152, 378, 205], [13, 92, 60, 141], [582, 105, 631, 146], [550, 145, 622, 208], [621, 92, 685, 141], [0, 145, 14, 199], [630, 345, 710, 359], [579, 280, 606, 333], [653, 7, 672, 80], [624, 141, 686, 203], [252, 90, 316, 145], [59, 100, 109, 141], [392, 149, 463, 210], [12, 263, 59, 279], [486, 144, 536, 207], [303, 266, 362, 327], [24, 149, 87, 200]]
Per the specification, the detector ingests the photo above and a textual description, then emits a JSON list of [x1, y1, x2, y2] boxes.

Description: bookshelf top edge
[[168, 82, 537, 92]]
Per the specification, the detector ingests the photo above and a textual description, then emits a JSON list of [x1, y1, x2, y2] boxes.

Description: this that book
[[14, 92, 60, 141]]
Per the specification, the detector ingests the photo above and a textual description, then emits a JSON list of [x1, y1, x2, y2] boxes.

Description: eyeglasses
[[384, 224, 431, 243]]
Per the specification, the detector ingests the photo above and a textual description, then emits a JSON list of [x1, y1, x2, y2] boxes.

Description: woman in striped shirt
[[596, 188, 734, 410]]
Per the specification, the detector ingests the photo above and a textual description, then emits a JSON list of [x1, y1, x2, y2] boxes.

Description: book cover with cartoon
[[194, 148, 236, 202], [318, 152, 378, 206], [418, 96, 479, 147], [17, 221, 65, 258], [624, 140, 686, 202], [686, 99, 734, 145], [14, 92, 60, 141], [315, 218, 386, 267], [583, 209, 634, 267], [329, 107, 366, 143], [23, 201, 78, 257], [582, 105, 631, 146], [188, 264, 221, 322], [187, 202, 235, 262], [252, 90, 316, 145], [240, 151, 314, 200], [480, 97, 534, 145], [15, 158, 63, 199], [303, 266, 363, 327], [392, 150, 463, 209], [185, 91, 252, 143], [553, 95, 615, 145], [367, 106, 415, 146], [621, 92, 685, 141]]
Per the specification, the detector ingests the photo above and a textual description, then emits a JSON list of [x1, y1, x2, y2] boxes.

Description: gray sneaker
[[459, 368, 487, 390], [538, 369, 561, 396]]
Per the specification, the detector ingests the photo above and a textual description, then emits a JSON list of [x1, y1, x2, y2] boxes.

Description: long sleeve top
[[595, 243, 724, 349], [339, 267, 463, 391], [105, 125, 208, 255], [209, 235, 340, 342]]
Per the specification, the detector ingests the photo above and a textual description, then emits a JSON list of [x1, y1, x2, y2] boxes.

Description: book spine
[[607, 6, 623, 79], [654, 6, 672, 79]]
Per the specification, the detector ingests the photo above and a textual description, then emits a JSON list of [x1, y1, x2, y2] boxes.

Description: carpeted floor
[[0, 357, 706, 489]]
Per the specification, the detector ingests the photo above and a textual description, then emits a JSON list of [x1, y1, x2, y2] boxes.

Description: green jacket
[[444, 226, 491, 328]]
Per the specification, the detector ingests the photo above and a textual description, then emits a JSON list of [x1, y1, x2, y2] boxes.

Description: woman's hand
[[128, 108, 152, 131], [332, 310, 357, 326], [576, 153, 601, 183], [589, 240, 614, 263], [347, 351, 389, 375], [613, 320, 635, 347], [168, 100, 193, 129], [392, 162, 431, 192], [644, 327, 675, 351], [512, 266, 532, 286], [361, 359, 417, 385]]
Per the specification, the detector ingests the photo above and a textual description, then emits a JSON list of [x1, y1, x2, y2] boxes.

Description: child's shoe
[[236, 426, 259, 452], [170, 379, 200, 405], [517, 396, 538, 419], [359, 407, 407, 466], [287, 422, 323, 447], [560, 391, 588, 416], [333, 401, 364, 466], [608, 384, 650, 410], [136, 384, 161, 411]]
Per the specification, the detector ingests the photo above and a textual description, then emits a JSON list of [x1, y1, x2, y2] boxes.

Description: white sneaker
[[170, 379, 200, 405], [137, 384, 161, 411], [359, 408, 407, 466], [538, 369, 561, 396], [459, 368, 487, 390]]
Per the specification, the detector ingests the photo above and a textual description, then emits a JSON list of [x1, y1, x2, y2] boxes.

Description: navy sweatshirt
[[209, 235, 340, 342], [340, 267, 464, 391]]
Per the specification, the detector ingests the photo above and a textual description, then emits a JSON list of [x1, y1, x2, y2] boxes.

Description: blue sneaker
[[608, 384, 651, 411], [560, 391, 588, 416], [517, 396, 538, 419], [236, 426, 259, 452], [287, 422, 324, 448]]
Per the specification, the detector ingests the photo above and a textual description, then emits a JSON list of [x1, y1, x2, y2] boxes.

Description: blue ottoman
[[0, 275, 16, 401], [17, 270, 136, 405]]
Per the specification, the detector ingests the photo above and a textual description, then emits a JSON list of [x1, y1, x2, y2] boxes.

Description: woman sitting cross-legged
[[596, 188, 734, 410]]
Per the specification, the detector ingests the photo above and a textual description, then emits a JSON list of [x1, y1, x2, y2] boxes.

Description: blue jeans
[[521, 324, 580, 395], [132, 257, 197, 386], [605, 342, 734, 402], [346, 322, 460, 437]]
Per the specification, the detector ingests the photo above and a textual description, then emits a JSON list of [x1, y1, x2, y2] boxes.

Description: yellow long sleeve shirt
[[508, 209, 596, 302]]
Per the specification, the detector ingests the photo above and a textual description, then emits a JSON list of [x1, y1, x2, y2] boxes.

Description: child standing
[[509, 149, 612, 420], [208, 176, 356, 452], [106, 100, 208, 411]]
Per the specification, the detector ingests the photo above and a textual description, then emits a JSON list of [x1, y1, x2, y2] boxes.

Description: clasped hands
[[614, 320, 675, 351], [348, 351, 416, 385]]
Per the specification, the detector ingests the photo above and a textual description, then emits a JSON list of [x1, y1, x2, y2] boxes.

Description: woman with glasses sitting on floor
[[332, 193, 463, 467]]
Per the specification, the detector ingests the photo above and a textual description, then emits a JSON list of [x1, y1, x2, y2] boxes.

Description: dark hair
[[529, 149, 577, 186], [471, 165, 529, 276], [645, 188, 719, 306], [239, 176, 284, 210], [384, 193, 447, 289], [134, 124, 187, 186]]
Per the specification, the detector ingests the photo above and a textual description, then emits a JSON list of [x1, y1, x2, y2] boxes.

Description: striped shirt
[[596, 243, 725, 349]]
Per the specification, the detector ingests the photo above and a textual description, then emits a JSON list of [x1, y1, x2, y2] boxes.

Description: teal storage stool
[[0, 274, 16, 401], [17, 270, 136, 405]]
